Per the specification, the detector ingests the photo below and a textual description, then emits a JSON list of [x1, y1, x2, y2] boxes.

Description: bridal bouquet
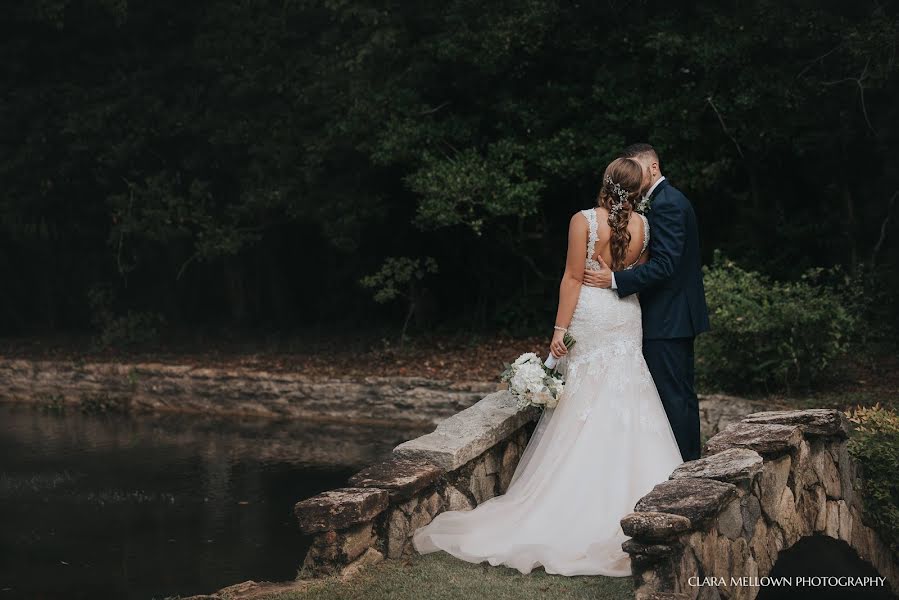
[[500, 333, 576, 410]]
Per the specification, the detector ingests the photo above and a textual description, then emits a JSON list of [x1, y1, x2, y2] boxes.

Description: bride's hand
[[550, 329, 568, 358]]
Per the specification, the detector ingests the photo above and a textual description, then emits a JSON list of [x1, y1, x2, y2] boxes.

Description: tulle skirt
[[412, 287, 684, 576]]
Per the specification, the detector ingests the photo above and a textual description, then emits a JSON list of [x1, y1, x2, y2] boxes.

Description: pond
[[0, 403, 431, 599]]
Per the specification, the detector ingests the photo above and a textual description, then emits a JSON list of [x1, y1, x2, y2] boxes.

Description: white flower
[[509, 362, 545, 395], [503, 352, 566, 411], [512, 352, 538, 367], [532, 389, 554, 406]]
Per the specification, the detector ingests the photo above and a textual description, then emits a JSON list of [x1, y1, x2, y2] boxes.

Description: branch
[[795, 42, 844, 79], [176, 251, 200, 281], [823, 60, 877, 135], [117, 178, 135, 288], [415, 101, 451, 116], [519, 252, 552, 281], [871, 190, 898, 267], [706, 96, 745, 159]]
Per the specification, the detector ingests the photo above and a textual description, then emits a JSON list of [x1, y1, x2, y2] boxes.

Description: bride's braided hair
[[597, 158, 644, 271]]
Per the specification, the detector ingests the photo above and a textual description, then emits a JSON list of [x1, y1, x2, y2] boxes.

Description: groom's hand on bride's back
[[582, 257, 613, 288]]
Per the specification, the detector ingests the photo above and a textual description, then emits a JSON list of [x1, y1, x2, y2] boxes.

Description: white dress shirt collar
[[645, 175, 666, 199]]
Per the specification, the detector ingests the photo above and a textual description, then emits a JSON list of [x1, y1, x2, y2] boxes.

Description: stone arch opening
[[758, 536, 895, 600]]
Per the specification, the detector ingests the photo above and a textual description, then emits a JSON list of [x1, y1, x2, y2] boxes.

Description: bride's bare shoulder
[[569, 210, 589, 227], [567, 211, 589, 238]]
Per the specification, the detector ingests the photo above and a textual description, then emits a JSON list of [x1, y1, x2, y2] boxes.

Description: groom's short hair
[[622, 143, 660, 167]]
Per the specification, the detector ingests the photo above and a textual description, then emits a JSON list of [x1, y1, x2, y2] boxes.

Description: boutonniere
[[636, 195, 652, 214]]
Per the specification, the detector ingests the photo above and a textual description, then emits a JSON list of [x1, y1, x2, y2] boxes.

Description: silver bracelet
[[553, 325, 568, 332]]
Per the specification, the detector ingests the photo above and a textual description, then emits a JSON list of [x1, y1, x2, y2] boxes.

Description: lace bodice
[[580, 208, 649, 271]]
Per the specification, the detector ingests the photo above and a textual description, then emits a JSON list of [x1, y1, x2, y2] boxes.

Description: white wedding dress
[[412, 208, 684, 576]]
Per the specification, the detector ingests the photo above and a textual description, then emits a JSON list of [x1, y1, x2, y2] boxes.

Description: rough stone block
[[774, 486, 801, 546], [838, 500, 853, 543], [468, 460, 496, 504], [386, 508, 409, 559], [749, 519, 772, 576], [347, 456, 444, 502], [812, 447, 842, 499], [705, 422, 801, 457], [716, 499, 743, 540], [757, 455, 790, 522], [294, 487, 389, 534], [622, 539, 681, 558], [621, 511, 693, 541], [339, 547, 383, 580], [341, 522, 375, 562], [392, 391, 539, 470], [443, 484, 473, 511], [635, 478, 739, 527], [498, 442, 519, 492], [742, 409, 850, 438], [825, 500, 840, 538], [671, 448, 763, 485], [812, 485, 827, 532], [741, 495, 761, 539], [795, 483, 823, 534], [832, 443, 856, 505], [483, 448, 499, 475], [792, 439, 816, 493]]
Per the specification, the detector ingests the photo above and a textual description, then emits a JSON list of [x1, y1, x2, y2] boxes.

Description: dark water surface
[[0, 403, 429, 599]]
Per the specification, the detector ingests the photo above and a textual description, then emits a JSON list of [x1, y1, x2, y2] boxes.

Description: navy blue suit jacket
[[614, 179, 710, 340]]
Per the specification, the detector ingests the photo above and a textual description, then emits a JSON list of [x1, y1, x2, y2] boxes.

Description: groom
[[583, 143, 710, 461]]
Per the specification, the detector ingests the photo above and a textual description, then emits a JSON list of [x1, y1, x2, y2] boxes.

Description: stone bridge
[[622, 409, 898, 600], [290, 397, 896, 600]]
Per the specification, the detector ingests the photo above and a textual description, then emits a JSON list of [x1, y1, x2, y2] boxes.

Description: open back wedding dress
[[412, 208, 684, 576]]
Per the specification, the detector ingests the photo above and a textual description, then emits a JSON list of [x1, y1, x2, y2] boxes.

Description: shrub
[[847, 403, 899, 557], [86, 284, 165, 349], [360, 257, 439, 342], [696, 252, 857, 393]]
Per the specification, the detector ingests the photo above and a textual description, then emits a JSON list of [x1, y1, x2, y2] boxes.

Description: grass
[[269, 552, 634, 600]]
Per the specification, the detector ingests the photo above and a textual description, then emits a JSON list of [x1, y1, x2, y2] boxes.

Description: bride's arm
[[550, 213, 588, 358]]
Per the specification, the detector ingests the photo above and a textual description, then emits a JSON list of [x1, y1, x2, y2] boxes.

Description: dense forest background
[[1, 0, 897, 342]]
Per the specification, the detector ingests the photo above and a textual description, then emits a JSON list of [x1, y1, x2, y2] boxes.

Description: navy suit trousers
[[643, 337, 701, 461]]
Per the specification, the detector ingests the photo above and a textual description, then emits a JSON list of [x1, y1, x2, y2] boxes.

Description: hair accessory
[[604, 175, 629, 213]]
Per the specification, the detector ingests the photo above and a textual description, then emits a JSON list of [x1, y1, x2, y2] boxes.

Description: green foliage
[[360, 257, 438, 304], [86, 285, 165, 349], [407, 142, 545, 235], [696, 252, 857, 392], [848, 404, 899, 556], [0, 1, 897, 335], [493, 293, 548, 337], [360, 257, 439, 341]]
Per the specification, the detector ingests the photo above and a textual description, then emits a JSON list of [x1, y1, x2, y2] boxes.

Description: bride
[[411, 157, 684, 576]]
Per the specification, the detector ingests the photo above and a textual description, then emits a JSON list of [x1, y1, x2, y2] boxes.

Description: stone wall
[[0, 358, 771, 435], [621, 409, 899, 600], [292, 391, 539, 578], [0, 358, 497, 426]]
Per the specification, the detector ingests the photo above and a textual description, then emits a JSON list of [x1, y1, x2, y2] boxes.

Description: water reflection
[[0, 403, 430, 599]]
